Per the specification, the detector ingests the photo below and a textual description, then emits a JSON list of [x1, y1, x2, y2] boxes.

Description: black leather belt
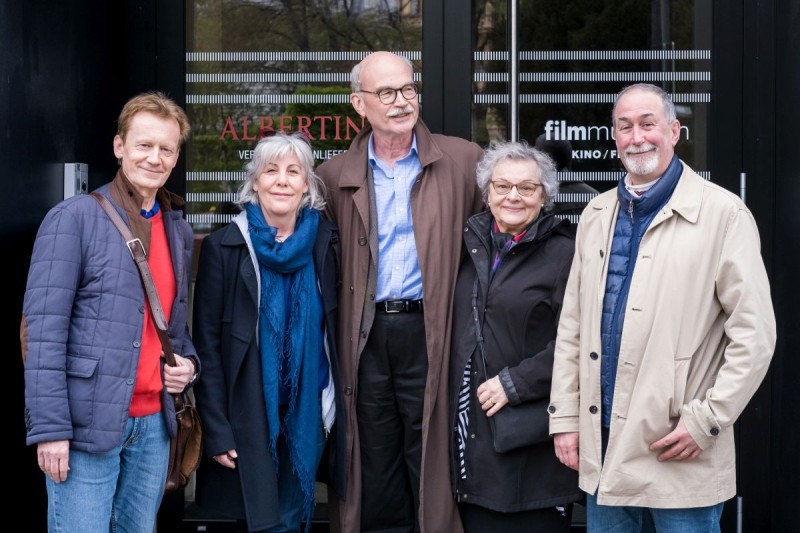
[[376, 299, 423, 313]]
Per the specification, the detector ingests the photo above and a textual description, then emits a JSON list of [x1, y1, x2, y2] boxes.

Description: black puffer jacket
[[449, 210, 580, 512]]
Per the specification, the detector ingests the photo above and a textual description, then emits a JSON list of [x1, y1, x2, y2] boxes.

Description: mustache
[[386, 104, 415, 118], [625, 143, 656, 155]]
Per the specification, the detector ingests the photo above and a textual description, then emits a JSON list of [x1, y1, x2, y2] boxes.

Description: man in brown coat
[[316, 51, 484, 532]]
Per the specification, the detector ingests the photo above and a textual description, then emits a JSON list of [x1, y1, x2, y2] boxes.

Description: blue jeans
[[46, 412, 169, 533], [586, 492, 724, 533], [271, 427, 327, 533]]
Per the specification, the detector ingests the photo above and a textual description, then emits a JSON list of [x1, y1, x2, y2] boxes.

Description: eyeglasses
[[359, 83, 418, 104], [490, 180, 541, 197]]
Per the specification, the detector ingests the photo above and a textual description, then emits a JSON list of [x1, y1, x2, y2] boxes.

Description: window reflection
[[472, 0, 711, 223], [184, 0, 423, 233]]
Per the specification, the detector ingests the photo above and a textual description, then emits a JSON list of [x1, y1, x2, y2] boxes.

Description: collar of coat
[[467, 208, 570, 248], [588, 160, 704, 225], [336, 119, 444, 188], [108, 169, 185, 255]]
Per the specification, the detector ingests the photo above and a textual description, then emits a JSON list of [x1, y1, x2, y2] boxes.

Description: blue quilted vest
[[600, 155, 682, 428]]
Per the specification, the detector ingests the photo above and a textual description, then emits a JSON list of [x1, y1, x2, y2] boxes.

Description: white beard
[[622, 144, 660, 177]]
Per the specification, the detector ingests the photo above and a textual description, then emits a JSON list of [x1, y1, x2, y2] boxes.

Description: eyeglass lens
[[492, 180, 540, 196], [378, 84, 417, 104]]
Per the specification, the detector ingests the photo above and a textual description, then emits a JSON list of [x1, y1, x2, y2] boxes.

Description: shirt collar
[[140, 200, 161, 219]]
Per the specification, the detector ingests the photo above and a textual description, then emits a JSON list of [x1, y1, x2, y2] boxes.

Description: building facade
[[4, 1, 798, 531]]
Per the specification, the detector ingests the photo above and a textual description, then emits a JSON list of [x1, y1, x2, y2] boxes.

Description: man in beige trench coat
[[549, 83, 776, 532], [316, 51, 484, 532]]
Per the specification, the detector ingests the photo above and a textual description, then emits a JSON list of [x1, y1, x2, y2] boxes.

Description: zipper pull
[[628, 199, 634, 219]]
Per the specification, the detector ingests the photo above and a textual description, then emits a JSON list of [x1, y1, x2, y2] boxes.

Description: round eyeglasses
[[359, 83, 418, 104], [490, 180, 541, 197]]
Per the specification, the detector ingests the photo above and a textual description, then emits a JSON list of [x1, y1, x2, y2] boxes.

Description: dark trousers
[[459, 502, 573, 533], [357, 311, 428, 533]]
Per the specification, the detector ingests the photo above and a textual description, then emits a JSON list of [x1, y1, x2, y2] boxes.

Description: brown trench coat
[[316, 120, 484, 533]]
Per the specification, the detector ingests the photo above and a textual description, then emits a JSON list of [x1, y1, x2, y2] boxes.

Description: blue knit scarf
[[245, 204, 322, 530]]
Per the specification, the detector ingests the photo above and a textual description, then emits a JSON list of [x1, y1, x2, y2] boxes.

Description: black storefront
[[4, 1, 799, 531]]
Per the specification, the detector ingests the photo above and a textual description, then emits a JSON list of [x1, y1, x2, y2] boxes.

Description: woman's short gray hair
[[475, 140, 559, 209], [236, 132, 326, 211]]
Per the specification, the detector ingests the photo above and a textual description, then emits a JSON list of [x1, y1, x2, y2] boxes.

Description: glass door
[[183, 0, 423, 234], [472, 0, 713, 221]]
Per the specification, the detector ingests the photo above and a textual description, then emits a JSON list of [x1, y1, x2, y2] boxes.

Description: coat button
[[590, 352, 598, 360], [344, 387, 353, 396], [361, 330, 367, 339], [589, 405, 598, 414], [548, 405, 556, 414], [133, 340, 141, 348], [464, 227, 469, 232], [358, 237, 367, 246], [350, 286, 355, 294], [710, 427, 720, 436], [471, 248, 477, 253], [600, 250, 605, 257]]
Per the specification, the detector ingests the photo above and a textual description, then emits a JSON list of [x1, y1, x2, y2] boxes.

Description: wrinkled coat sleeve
[[681, 204, 776, 448], [23, 206, 83, 445]]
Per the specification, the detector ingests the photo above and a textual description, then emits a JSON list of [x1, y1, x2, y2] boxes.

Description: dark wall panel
[[736, 0, 777, 529], [772, 0, 800, 530], [1, 1, 145, 530]]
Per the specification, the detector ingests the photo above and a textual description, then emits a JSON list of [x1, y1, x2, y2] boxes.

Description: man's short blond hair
[[117, 91, 191, 144]]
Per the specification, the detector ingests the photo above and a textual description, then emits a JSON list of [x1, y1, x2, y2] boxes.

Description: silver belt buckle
[[385, 300, 401, 313]]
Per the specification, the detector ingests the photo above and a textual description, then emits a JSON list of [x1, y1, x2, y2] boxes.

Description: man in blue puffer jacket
[[21, 91, 200, 532]]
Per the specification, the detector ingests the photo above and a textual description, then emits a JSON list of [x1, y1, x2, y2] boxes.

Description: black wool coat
[[449, 210, 581, 512], [192, 214, 344, 532]]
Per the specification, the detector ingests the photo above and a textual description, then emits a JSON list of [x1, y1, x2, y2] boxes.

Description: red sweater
[[129, 210, 176, 417]]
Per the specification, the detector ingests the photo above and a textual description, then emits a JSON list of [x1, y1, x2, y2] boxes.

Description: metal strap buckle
[[126, 238, 146, 260]]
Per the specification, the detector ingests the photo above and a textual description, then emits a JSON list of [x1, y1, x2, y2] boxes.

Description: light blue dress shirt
[[368, 133, 424, 302]]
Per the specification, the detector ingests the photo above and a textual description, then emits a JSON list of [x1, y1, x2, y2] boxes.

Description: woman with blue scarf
[[192, 132, 345, 532]]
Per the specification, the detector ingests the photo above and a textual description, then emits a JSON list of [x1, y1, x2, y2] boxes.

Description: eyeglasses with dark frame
[[490, 180, 542, 197], [359, 83, 418, 105]]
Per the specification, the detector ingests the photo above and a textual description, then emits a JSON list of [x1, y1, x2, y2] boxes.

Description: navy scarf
[[246, 204, 322, 529]]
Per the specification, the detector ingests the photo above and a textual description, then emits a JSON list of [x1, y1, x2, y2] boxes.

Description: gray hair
[[612, 83, 677, 124], [236, 132, 326, 211], [350, 53, 414, 92], [476, 141, 559, 209]]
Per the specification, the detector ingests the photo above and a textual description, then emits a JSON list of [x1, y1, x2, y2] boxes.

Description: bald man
[[317, 52, 484, 533]]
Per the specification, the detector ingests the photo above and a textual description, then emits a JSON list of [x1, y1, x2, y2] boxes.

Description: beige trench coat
[[317, 120, 484, 532], [549, 163, 776, 508]]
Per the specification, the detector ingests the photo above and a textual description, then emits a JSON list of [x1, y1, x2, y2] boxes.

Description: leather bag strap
[[90, 192, 177, 367]]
